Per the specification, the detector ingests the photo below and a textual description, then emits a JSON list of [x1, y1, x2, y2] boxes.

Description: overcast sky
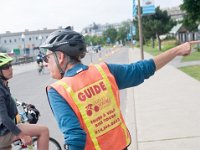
[[0, 0, 182, 33]]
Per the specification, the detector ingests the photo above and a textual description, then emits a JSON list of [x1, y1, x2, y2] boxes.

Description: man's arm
[[153, 41, 200, 70], [47, 88, 86, 149]]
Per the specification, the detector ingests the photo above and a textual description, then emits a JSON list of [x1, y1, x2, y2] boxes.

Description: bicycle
[[37, 61, 44, 74], [12, 137, 61, 150], [12, 100, 62, 150]]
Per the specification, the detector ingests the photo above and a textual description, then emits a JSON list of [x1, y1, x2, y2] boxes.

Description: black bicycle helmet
[[40, 26, 86, 58]]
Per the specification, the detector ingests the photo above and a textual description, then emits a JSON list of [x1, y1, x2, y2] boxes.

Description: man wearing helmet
[[0, 53, 49, 150], [41, 27, 198, 150]]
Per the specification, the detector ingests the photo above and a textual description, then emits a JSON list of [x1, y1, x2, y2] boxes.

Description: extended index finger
[[189, 40, 200, 44]]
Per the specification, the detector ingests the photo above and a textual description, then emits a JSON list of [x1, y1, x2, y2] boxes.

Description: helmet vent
[[39, 29, 86, 58], [49, 36, 58, 44], [57, 35, 65, 42], [65, 34, 74, 40], [0, 56, 5, 59]]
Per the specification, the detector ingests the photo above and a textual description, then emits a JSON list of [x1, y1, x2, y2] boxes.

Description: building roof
[[0, 27, 62, 37], [170, 23, 183, 34]]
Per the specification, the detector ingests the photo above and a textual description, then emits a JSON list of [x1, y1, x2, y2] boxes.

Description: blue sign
[[142, 5, 155, 15], [132, 0, 137, 17], [127, 33, 132, 40], [106, 37, 111, 43], [132, 25, 136, 36], [142, 0, 155, 15]]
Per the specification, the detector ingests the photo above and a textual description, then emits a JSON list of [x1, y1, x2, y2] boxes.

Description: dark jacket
[[0, 79, 21, 136]]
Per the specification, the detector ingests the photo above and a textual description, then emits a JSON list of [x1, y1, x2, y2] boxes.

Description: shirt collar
[[64, 63, 88, 77]]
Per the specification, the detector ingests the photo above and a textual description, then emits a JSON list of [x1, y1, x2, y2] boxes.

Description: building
[[0, 27, 63, 57], [81, 21, 128, 37], [169, 23, 200, 43], [164, 6, 185, 22], [165, 6, 200, 43]]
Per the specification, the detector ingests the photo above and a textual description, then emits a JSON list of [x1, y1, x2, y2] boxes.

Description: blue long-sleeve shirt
[[47, 59, 156, 150]]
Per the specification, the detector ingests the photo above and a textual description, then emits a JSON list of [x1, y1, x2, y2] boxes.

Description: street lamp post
[[21, 33, 26, 56], [137, 0, 144, 60], [38, 35, 42, 45], [21, 33, 27, 63], [38, 35, 44, 55]]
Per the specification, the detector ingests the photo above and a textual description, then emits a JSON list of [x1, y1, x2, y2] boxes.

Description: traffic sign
[[142, 0, 155, 15]]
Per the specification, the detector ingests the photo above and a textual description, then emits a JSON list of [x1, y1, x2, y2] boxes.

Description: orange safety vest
[[48, 63, 131, 150]]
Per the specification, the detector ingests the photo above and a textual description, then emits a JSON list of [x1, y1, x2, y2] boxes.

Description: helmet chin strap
[[53, 52, 66, 78]]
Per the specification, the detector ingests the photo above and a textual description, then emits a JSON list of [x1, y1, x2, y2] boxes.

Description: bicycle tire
[[32, 137, 62, 150]]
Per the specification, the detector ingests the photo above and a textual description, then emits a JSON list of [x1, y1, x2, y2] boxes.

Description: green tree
[[180, 0, 200, 31], [91, 35, 104, 45], [116, 21, 130, 44], [103, 27, 117, 44], [141, 7, 176, 51], [84, 35, 105, 46], [84, 35, 93, 46]]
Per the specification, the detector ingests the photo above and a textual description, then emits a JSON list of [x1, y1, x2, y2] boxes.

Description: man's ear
[[57, 52, 65, 64]]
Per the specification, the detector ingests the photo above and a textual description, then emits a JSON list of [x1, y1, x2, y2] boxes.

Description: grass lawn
[[179, 65, 200, 81], [144, 40, 177, 56], [143, 45, 162, 56], [143, 39, 200, 81], [181, 51, 200, 62]]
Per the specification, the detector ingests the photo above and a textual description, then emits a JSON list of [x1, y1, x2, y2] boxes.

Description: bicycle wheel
[[32, 137, 62, 150]]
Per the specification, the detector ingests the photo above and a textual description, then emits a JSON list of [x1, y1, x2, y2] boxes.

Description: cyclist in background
[[40, 27, 196, 150], [36, 51, 45, 73], [0, 53, 49, 150], [36, 51, 44, 65]]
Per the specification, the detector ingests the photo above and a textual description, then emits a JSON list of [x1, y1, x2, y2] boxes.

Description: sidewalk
[[126, 47, 200, 150]]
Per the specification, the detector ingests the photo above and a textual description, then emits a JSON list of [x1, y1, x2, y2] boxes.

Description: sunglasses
[[1, 63, 12, 70], [42, 53, 55, 63]]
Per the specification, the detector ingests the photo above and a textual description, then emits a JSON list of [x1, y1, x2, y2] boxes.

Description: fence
[[13, 56, 35, 65]]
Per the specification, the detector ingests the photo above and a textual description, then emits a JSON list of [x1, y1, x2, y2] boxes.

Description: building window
[[14, 39, 17, 42], [29, 37, 31, 41], [36, 37, 38, 40], [4, 40, 7, 43], [9, 39, 12, 43]]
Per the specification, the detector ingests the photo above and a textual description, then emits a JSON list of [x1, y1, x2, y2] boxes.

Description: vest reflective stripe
[[95, 64, 130, 145], [57, 80, 101, 150], [50, 63, 131, 149]]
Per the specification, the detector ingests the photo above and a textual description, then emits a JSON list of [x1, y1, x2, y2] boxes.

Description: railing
[[13, 56, 35, 65]]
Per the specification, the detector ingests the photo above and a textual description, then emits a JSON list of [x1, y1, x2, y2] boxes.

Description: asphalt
[[12, 48, 200, 150], [125, 47, 200, 150], [12, 62, 38, 75]]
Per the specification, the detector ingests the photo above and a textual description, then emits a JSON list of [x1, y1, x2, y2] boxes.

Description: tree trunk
[[156, 34, 161, 51], [151, 37, 155, 48]]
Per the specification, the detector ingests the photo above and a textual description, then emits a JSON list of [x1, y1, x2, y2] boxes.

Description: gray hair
[[64, 54, 81, 65]]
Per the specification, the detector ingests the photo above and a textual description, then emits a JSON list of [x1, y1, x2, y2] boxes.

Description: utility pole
[[137, 0, 144, 60]]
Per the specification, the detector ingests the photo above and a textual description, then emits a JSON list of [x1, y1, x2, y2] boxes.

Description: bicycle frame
[[13, 100, 62, 150], [12, 139, 34, 150]]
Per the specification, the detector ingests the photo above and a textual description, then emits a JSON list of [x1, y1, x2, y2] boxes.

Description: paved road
[[10, 47, 132, 148], [11, 47, 200, 150]]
